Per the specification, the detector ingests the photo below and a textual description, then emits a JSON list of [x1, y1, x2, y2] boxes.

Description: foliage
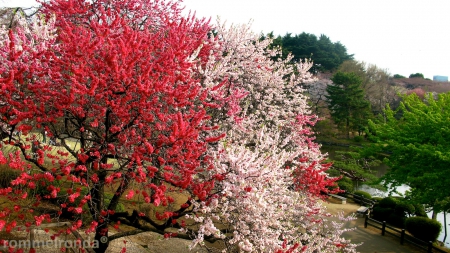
[[0, 2, 357, 253], [406, 88, 426, 99], [269, 32, 353, 73], [405, 216, 442, 242], [337, 177, 354, 193], [372, 197, 411, 227], [378, 197, 398, 209], [326, 72, 372, 138], [353, 190, 372, 200], [366, 92, 450, 214], [372, 206, 391, 222], [331, 150, 380, 187], [372, 197, 383, 202], [409, 73, 425, 79], [352, 190, 373, 206], [413, 203, 428, 217], [393, 74, 406, 79], [394, 201, 415, 217], [353, 136, 364, 142], [338, 60, 400, 115]]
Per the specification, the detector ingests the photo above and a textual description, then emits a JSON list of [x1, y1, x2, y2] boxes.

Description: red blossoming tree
[[0, 0, 223, 252]]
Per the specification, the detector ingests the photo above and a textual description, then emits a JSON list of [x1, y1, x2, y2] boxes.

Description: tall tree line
[[266, 32, 354, 73]]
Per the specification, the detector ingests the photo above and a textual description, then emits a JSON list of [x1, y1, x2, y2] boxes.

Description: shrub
[[353, 190, 371, 204], [372, 197, 383, 202], [353, 135, 364, 142], [372, 206, 391, 221], [354, 190, 372, 200], [378, 197, 397, 209], [388, 213, 406, 228], [314, 119, 336, 137], [405, 217, 442, 242]]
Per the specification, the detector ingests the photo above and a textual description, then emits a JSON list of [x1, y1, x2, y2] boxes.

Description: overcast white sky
[[4, 0, 450, 79]]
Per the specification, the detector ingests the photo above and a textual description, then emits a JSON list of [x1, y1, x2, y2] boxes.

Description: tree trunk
[[94, 223, 109, 253], [432, 209, 438, 220], [346, 117, 350, 139]]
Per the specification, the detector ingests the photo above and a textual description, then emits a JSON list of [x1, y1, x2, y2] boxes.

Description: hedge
[[405, 216, 442, 242]]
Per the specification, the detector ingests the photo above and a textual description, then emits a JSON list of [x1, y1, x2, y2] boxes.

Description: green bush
[[314, 119, 336, 137], [405, 217, 442, 242], [394, 201, 415, 217], [378, 197, 397, 209], [354, 190, 372, 200], [388, 213, 406, 228], [372, 206, 391, 221], [337, 177, 354, 193], [372, 197, 383, 202], [353, 190, 371, 204], [353, 135, 364, 142], [0, 165, 21, 188]]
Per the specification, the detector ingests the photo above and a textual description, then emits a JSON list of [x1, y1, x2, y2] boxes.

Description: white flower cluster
[[186, 21, 357, 251]]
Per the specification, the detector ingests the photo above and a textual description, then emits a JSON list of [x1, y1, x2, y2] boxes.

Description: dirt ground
[[3, 197, 428, 253], [322, 196, 361, 215]]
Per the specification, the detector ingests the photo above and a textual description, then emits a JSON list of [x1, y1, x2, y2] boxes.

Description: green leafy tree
[[366, 92, 450, 217], [409, 73, 424, 79], [326, 72, 371, 138], [393, 74, 406, 79], [269, 32, 353, 73]]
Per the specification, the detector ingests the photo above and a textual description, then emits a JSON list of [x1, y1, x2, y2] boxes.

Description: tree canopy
[[366, 93, 450, 214], [269, 32, 353, 73], [393, 74, 406, 79], [409, 73, 425, 79]]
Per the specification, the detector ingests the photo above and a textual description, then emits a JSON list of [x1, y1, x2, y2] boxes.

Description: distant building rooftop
[[433, 75, 448, 82]]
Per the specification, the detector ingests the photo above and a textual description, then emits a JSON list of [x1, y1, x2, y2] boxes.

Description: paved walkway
[[343, 217, 424, 253]]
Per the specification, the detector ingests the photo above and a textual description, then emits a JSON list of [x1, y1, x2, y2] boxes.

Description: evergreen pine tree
[[326, 72, 371, 138]]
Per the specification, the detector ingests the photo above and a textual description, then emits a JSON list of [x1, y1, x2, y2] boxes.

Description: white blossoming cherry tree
[[184, 21, 358, 252]]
